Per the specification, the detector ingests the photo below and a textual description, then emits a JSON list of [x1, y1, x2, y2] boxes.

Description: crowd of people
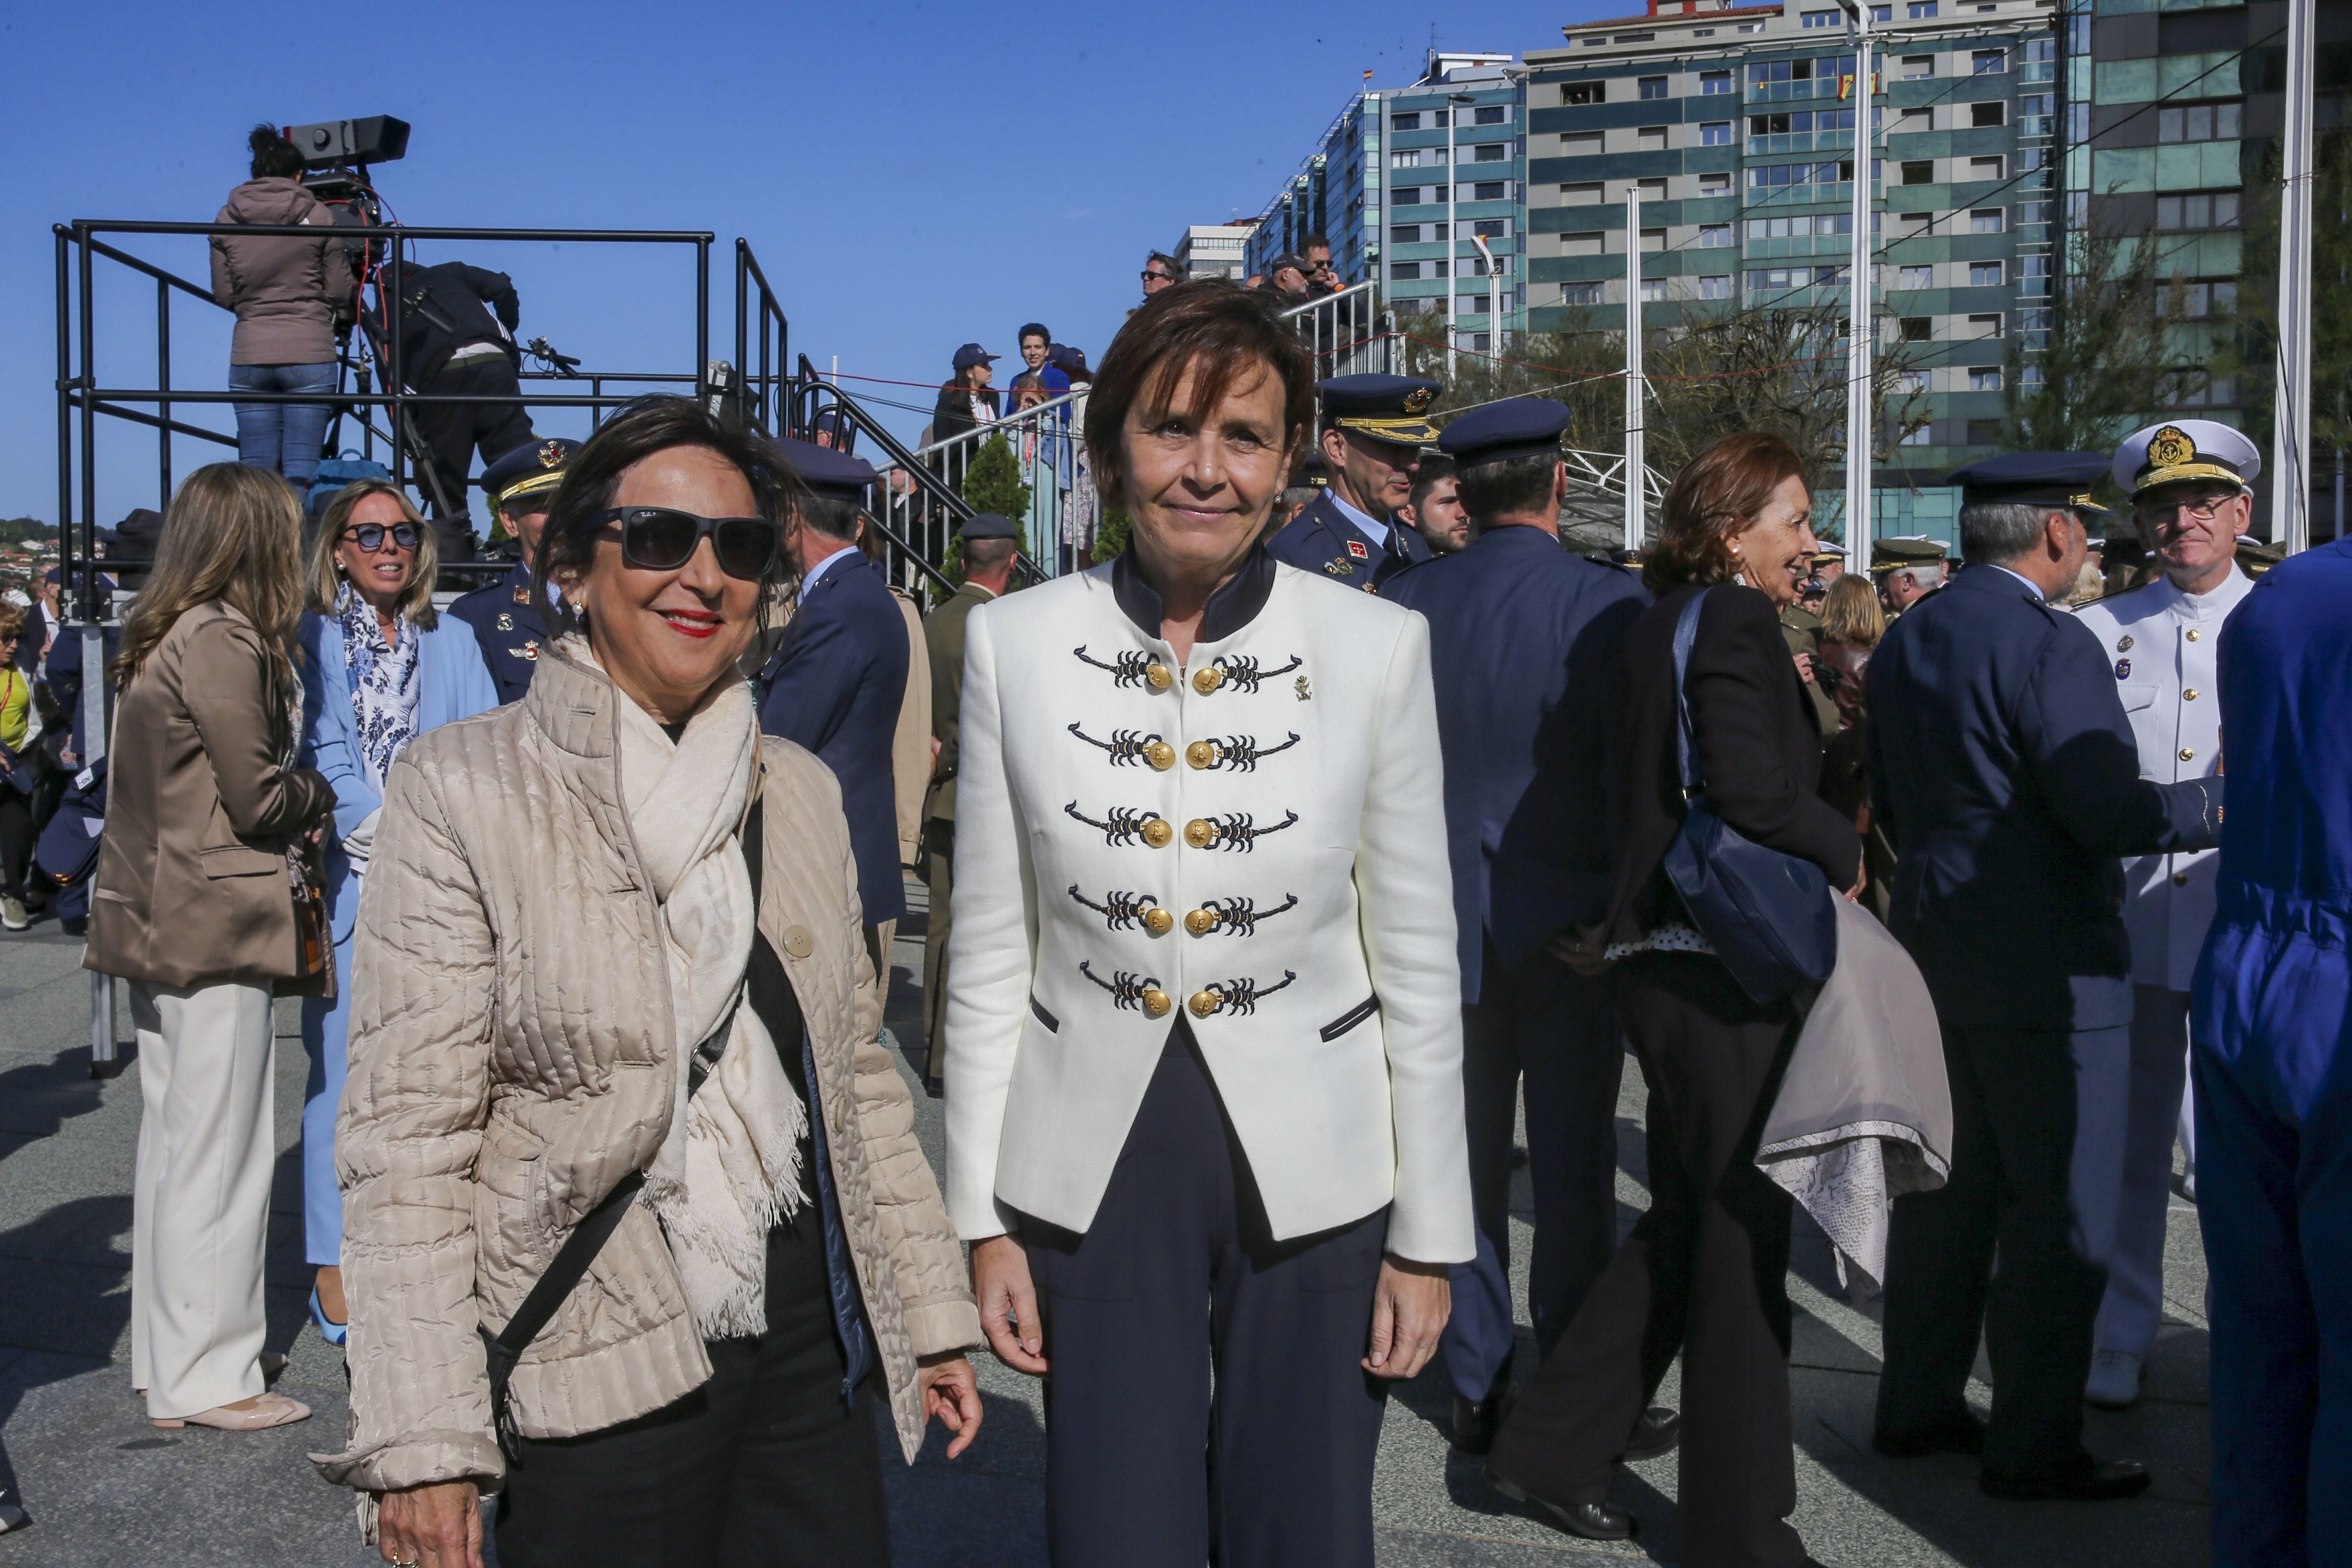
[[19, 241, 2342, 1568]]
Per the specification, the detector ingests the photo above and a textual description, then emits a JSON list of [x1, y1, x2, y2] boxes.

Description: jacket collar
[[1110, 544, 1275, 642], [523, 638, 620, 760]]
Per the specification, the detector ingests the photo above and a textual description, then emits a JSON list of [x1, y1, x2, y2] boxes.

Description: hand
[[1793, 651, 1817, 684], [1363, 1255, 1449, 1379], [972, 1234, 1049, 1376], [1547, 921, 1611, 978], [917, 1353, 984, 1459], [1845, 862, 1867, 902], [377, 1480, 482, 1568]]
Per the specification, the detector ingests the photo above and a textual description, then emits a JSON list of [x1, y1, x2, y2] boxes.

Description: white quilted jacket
[[314, 647, 979, 1494]]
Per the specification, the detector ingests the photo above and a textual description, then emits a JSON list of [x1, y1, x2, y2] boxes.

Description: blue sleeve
[[434, 619, 502, 722], [758, 603, 862, 753], [2019, 614, 2222, 856], [297, 614, 381, 840]]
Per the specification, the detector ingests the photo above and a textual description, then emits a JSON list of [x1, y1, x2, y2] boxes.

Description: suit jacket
[[922, 581, 998, 824], [759, 553, 911, 925], [446, 563, 553, 706], [1867, 564, 2223, 1031], [84, 603, 334, 988], [1383, 524, 1650, 999], [1267, 489, 1430, 593], [1606, 583, 1863, 946], [943, 548, 1474, 1262]]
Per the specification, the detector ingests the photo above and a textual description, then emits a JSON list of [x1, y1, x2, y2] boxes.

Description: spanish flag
[[1364, 69, 1375, 81]]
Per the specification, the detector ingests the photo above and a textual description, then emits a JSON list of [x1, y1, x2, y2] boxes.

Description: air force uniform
[[1381, 399, 1651, 1434], [1266, 375, 1439, 592], [445, 437, 578, 704], [2071, 420, 2259, 1399]]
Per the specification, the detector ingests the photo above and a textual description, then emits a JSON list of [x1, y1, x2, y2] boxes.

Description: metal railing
[[1278, 281, 1398, 381], [891, 384, 1091, 580], [732, 239, 790, 436]]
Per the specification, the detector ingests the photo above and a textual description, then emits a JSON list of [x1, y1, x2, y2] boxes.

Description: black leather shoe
[[1453, 1388, 1507, 1454], [1980, 1454, 2150, 1501], [1872, 1414, 1988, 1458], [1486, 1473, 1637, 1541], [1623, 1406, 1681, 1462]]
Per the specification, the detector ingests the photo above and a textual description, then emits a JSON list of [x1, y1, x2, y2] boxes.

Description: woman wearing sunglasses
[[295, 479, 500, 1349], [317, 397, 983, 1568]]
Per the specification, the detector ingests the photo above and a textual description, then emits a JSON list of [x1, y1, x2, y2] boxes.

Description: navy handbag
[[1657, 588, 1839, 1001]]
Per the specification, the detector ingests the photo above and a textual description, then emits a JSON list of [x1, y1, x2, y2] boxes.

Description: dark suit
[[919, 580, 997, 1079], [1491, 583, 1859, 1568], [444, 563, 551, 705], [1266, 490, 1428, 593], [1866, 563, 2221, 1472], [759, 553, 911, 928], [1385, 526, 1648, 1403]]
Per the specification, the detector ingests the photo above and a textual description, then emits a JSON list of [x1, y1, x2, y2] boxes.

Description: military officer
[[445, 436, 578, 703], [1868, 451, 2224, 1501], [758, 438, 911, 960], [919, 512, 1019, 1088], [1265, 374, 1440, 591], [1779, 592, 1840, 733], [1382, 399, 1666, 1457], [1812, 541, 1848, 586], [2070, 420, 2258, 1409], [1870, 535, 1948, 619]]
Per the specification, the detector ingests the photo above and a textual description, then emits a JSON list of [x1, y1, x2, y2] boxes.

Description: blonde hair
[[1817, 573, 1886, 648], [307, 480, 439, 628], [0, 602, 23, 641], [114, 462, 306, 692]]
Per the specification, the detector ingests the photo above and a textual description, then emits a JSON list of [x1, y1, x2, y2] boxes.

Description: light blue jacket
[[298, 608, 500, 942]]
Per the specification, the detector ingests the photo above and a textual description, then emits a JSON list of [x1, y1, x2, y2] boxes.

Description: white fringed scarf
[[596, 645, 807, 1338]]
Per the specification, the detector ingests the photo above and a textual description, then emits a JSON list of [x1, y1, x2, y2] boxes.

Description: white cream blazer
[[942, 555, 1474, 1264]]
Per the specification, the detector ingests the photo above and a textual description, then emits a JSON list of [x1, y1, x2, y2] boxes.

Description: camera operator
[[374, 257, 537, 560]]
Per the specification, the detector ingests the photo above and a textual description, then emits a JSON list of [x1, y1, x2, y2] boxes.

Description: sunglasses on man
[[591, 507, 782, 581], [1141, 269, 1173, 283], [342, 522, 421, 553]]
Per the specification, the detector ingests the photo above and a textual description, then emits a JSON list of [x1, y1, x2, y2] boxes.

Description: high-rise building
[[1524, 0, 2060, 536], [1174, 222, 1255, 281]]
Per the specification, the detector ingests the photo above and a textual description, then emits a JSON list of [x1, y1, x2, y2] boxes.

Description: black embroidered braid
[[1079, 960, 1163, 1012], [1068, 886, 1163, 930], [1064, 801, 1167, 846], [1201, 970, 1298, 1016], [1067, 723, 1167, 766], [1209, 654, 1303, 693], [1192, 810, 1300, 852], [1195, 894, 1300, 936], [1195, 732, 1301, 772], [1072, 646, 1155, 687]]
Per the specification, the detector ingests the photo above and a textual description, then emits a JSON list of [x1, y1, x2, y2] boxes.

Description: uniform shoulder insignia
[[512, 584, 530, 605], [1345, 539, 1370, 560]]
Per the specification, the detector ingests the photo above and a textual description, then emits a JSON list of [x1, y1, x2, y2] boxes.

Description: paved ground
[[0, 877, 2217, 1566]]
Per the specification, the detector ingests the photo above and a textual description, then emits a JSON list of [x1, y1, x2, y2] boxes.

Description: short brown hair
[[1645, 432, 1808, 594], [308, 480, 440, 629], [1084, 280, 1314, 511]]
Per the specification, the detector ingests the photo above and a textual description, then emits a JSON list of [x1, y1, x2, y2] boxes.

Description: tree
[[2000, 215, 2204, 456], [1090, 508, 1131, 565], [2213, 135, 2352, 490], [940, 432, 1030, 591]]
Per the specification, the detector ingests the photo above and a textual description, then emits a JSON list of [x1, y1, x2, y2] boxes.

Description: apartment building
[[1174, 222, 1255, 281]]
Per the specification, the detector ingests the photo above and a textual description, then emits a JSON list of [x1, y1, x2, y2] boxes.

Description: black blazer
[[1603, 582, 1863, 945], [929, 382, 1000, 444]]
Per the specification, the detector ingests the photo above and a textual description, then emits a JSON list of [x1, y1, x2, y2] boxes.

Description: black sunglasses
[[343, 522, 420, 553], [1142, 269, 1172, 283], [591, 507, 780, 580]]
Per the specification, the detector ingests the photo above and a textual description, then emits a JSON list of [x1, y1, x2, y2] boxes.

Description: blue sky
[[0, 0, 1618, 524]]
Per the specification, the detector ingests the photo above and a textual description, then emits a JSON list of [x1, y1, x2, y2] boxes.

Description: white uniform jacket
[[942, 549, 1474, 1265], [2074, 568, 2253, 991]]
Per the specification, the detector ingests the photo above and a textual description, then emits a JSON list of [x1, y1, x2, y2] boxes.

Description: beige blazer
[[84, 601, 333, 989], [315, 647, 979, 1497], [887, 585, 931, 870]]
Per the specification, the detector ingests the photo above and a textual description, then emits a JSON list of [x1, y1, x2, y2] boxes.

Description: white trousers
[[129, 979, 277, 1420], [2092, 984, 2192, 1359]]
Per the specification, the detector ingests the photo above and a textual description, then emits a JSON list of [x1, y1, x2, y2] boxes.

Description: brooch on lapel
[[1346, 540, 1370, 560], [1294, 675, 1312, 702], [511, 584, 531, 605], [2116, 634, 2135, 652], [1324, 560, 1355, 577], [495, 612, 514, 631], [2114, 659, 2132, 680]]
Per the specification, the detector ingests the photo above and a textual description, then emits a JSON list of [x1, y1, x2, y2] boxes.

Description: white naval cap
[[2111, 420, 2261, 501]]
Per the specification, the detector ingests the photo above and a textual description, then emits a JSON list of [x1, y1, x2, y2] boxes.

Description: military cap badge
[[2146, 426, 2195, 471], [1402, 386, 1437, 416]]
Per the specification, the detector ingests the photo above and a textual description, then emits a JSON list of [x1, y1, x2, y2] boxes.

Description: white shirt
[[2072, 568, 2254, 991], [796, 542, 859, 602], [1325, 489, 1394, 554]]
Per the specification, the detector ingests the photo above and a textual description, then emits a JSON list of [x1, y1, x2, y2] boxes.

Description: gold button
[[1140, 818, 1175, 849], [1141, 988, 1173, 1017], [1192, 666, 1224, 695], [1184, 819, 1218, 849], [1143, 741, 1176, 770], [1145, 662, 1174, 690], [2173, 871, 2191, 887], [1186, 741, 1219, 770], [2186, 629, 2200, 642], [781, 924, 814, 960], [1184, 908, 1219, 936], [1188, 990, 1221, 1018], [1142, 907, 1175, 935], [2179, 747, 2196, 762]]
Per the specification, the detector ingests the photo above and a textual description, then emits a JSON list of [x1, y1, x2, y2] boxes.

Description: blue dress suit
[[1385, 526, 1649, 1403], [1866, 564, 2222, 1471], [758, 553, 909, 927], [445, 561, 552, 705], [2193, 539, 2352, 1568], [295, 610, 499, 1265], [1267, 490, 1429, 593]]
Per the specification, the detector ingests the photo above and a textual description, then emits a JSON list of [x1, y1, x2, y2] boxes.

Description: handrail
[[734, 239, 789, 436], [1276, 281, 1395, 382], [891, 383, 1084, 582]]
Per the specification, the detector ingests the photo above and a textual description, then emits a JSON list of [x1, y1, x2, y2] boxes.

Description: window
[[1747, 213, 1857, 238], [1459, 293, 1490, 315], [1561, 282, 1605, 305], [1558, 231, 1605, 255], [2018, 307, 2054, 331], [1468, 218, 1509, 239], [1639, 76, 1669, 98], [1561, 132, 1603, 154], [1969, 367, 2002, 391], [1901, 55, 1934, 80], [2026, 35, 2056, 65], [1695, 27, 1716, 37], [1561, 82, 1608, 104], [1701, 121, 1733, 145], [1893, 370, 1928, 394], [1970, 101, 2005, 129], [1559, 181, 1605, 203], [2020, 364, 2044, 389], [1969, 261, 2003, 286], [1475, 104, 1508, 125], [1968, 156, 2004, 179], [1902, 159, 1935, 185], [1909, 2, 1938, 17], [1749, 160, 1854, 188], [1700, 274, 1734, 299], [1900, 107, 1933, 130], [1751, 109, 1859, 136], [1701, 70, 1733, 94], [1699, 170, 1733, 194], [1900, 316, 1933, 341], [1389, 262, 1422, 280], [1641, 278, 1671, 301], [1390, 112, 1421, 131], [1971, 48, 2006, 74], [1804, 8, 1838, 24], [2019, 253, 2052, 277], [1472, 180, 1509, 201], [1871, 4, 1892, 18], [1433, 109, 1452, 128], [1641, 226, 1667, 251], [1616, 31, 1655, 42], [2018, 199, 2054, 224], [1899, 264, 1934, 288], [1738, 21, 1764, 32], [1746, 264, 1852, 290], [1581, 34, 1609, 44], [1900, 424, 1933, 446], [1638, 176, 1668, 199], [2157, 192, 2243, 230], [2178, 279, 2239, 318], [1962, 419, 2001, 445], [1389, 224, 1423, 245], [1391, 149, 1427, 168], [1699, 223, 1734, 247], [1471, 143, 1505, 161], [2159, 102, 2244, 144], [1967, 313, 2003, 338], [1970, 208, 2004, 233], [1392, 186, 1424, 205], [1638, 126, 1669, 150]]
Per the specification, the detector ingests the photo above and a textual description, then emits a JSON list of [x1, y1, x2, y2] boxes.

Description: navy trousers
[[1021, 1027, 1390, 1568], [1443, 941, 1626, 1402]]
